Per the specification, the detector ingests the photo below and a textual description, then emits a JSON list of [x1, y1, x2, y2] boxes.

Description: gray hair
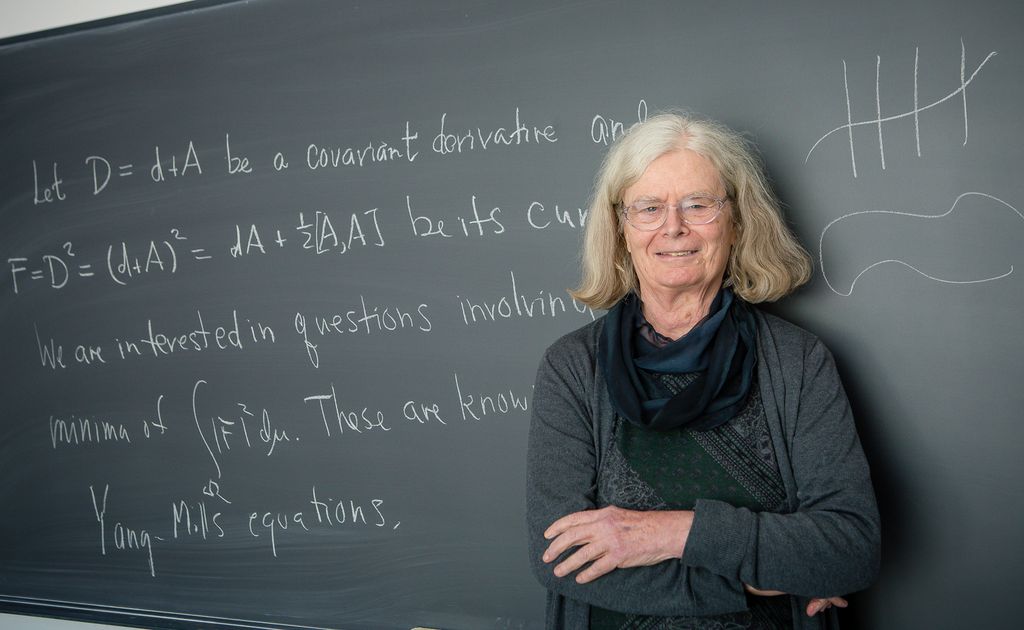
[[571, 112, 811, 308]]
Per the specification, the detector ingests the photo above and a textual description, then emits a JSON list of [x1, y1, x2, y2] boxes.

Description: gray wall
[[2, 1, 1023, 629], [0, 0, 190, 40], [0, 613, 139, 630]]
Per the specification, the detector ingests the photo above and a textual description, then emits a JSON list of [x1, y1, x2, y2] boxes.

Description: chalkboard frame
[[3, 1, 1023, 629]]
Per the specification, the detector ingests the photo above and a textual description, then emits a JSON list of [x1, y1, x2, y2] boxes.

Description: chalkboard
[[1, 1, 1022, 629]]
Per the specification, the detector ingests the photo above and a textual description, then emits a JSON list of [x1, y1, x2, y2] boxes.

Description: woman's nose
[[662, 204, 690, 235]]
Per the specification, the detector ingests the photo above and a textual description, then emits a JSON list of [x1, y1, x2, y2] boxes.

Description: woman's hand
[[744, 584, 848, 617], [541, 506, 693, 583], [542, 506, 850, 616], [805, 596, 847, 616]]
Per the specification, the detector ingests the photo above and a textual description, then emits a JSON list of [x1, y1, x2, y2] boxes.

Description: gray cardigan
[[526, 309, 880, 629]]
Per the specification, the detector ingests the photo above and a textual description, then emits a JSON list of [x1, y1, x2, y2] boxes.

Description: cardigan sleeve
[[681, 331, 881, 598], [526, 334, 748, 616]]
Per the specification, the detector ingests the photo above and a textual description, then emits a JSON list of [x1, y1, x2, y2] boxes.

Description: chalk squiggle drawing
[[806, 40, 997, 177], [819, 192, 1023, 296]]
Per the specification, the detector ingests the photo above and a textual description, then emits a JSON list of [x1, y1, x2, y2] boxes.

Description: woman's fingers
[[542, 507, 694, 583], [806, 596, 848, 616], [552, 541, 603, 578], [573, 554, 619, 583], [542, 506, 611, 563], [743, 584, 786, 597], [543, 508, 599, 539], [541, 519, 590, 563]]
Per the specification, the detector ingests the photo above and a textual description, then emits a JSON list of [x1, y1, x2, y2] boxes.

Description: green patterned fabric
[[590, 371, 792, 629]]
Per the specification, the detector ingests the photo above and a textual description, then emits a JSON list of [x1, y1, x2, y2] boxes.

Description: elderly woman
[[526, 113, 880, 629]]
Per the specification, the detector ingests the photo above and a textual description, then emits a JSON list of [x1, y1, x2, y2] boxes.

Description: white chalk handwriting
[[806, 39, 997, 177], [819, 191, 1021, 295]]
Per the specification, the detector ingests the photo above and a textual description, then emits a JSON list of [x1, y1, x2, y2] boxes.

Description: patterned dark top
[[590, 369, 793, 629]]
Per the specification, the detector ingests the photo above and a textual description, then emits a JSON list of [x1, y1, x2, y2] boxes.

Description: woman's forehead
[[623, 150, 725, 198]]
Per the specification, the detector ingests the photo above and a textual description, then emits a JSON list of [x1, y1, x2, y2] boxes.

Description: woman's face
[[621, 149, 735, 302]]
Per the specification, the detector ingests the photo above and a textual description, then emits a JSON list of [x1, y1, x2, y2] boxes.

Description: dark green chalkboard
[[2, 1, 1023, 629]]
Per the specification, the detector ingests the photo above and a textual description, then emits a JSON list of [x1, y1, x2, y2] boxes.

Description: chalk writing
[[32, 160, 65, 204], [293, 298, 431, 368], [231, 223, 280, 256], [402, 399, 447, 426], [140, 394, 169, 440], [89, 485, 108, 557], [454, 371, 531, 421], [224, 134, 252, 175], [150, 140, 203, 182], [30, 138, 207, 202], [806, 40, 997, 177], [81, 481, 401, 572], [2, 214, 387, 294], [85, 155, 134, 195], [191, 380, 296, 474], [50, 415, 131, 449], [294, 208, 385, 254], [8, 242, 94, 294], [33, 322, 108, 370], [431, 108, 557, 155], [590, 99, 648, 145], [457, 270, 595, 325], [34, 323, 67, 370], [90, 485, 160, 577], [407, 194, 505, 238], [193, 380, 222, 479], [305, 121, 419, 170], [248, 488, 396, 557], [172, 498, 225, 541], [115, 309, 275, 362], [7, 230, 213, 295], [108, 229, 191, 286], [819, 191, 1022, 295], [204, 402, 292, 457], [525, 200, 589, 231], [303, 383, 391, 437], [201, 479, 231, 505], [308, 488, 391, 529]]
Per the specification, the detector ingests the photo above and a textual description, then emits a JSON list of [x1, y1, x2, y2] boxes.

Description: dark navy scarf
[[599, 289, 757, 432]]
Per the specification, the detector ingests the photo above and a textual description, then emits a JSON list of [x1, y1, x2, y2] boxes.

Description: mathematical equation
[[51, 366, 534, 574]]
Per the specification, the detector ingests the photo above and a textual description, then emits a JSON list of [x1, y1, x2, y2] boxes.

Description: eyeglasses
[[620, 195, 728, 231]]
